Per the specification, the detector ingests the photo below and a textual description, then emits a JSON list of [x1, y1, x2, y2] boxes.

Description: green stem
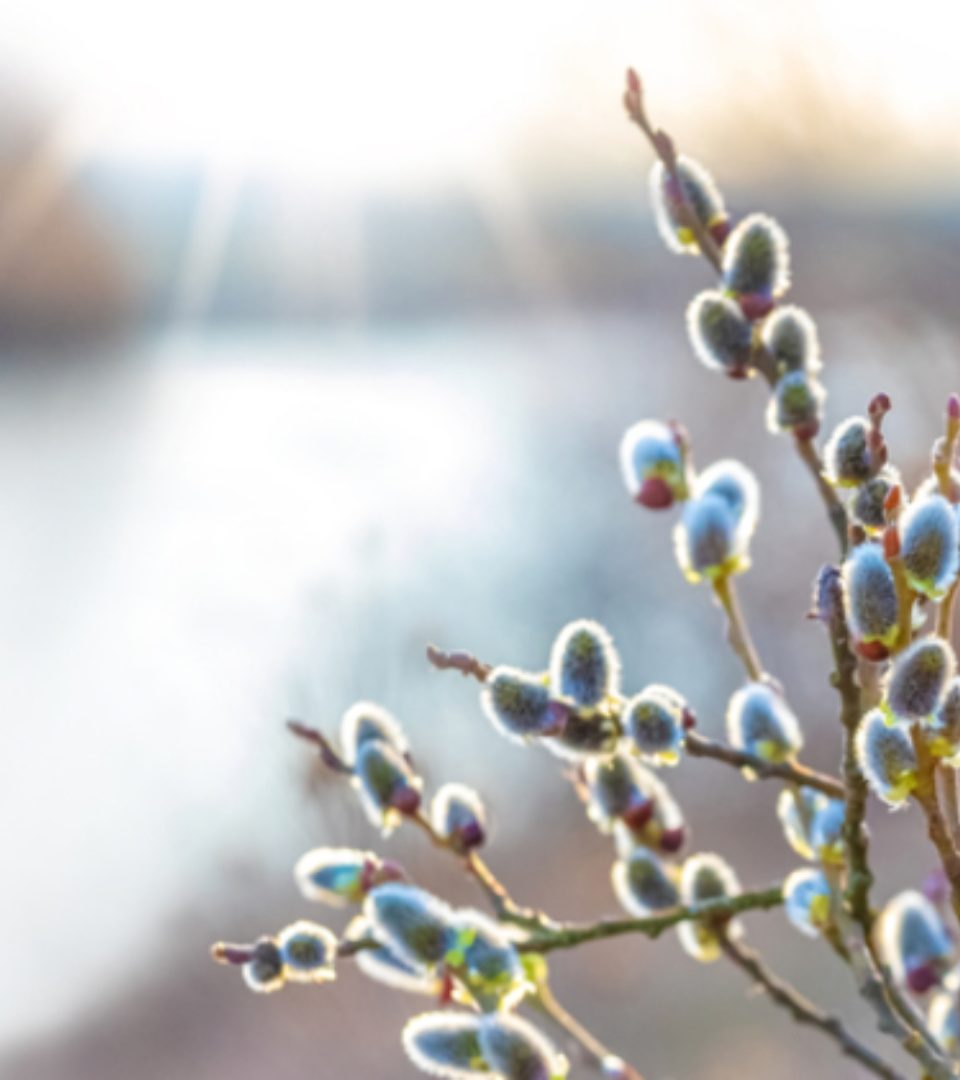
[[712, 573, 764, 681], [517, 887, 783, 954]]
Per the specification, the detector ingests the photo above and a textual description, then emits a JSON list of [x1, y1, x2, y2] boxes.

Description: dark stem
[[911, 727, 960, 927], [827, 612, 875, 931], [720, 935, 907, 1080], [685, 730, 844, 797], [285, 718, 354, 774], [518, 887, 783, 954], [409, 811, 546, 930], [425, 644, 492, 681], [794, 435, 849, 554], [533, 979, 646, 1080], [622, 69, 723, 274]]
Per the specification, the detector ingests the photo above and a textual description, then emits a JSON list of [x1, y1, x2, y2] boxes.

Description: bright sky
[[3, 0, 960, 190]]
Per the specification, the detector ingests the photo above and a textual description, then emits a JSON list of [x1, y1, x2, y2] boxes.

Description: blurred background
[[5, 2, 960, 1077]]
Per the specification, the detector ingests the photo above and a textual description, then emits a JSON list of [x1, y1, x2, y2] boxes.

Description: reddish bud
[[883, 525, 901, 560], [636, 475, 675, 509], [735, 292, 776, 321], [884, 484, 902, 516], [659, 826, 686, 853], [708, 218, 731, 247], [682, 707, 697, 731], [390, 786, 422, 816], [626, 68, 641, 96], [668, 419, 691, 451], [855, 639, 891, 662], [438, 968, 455, 1005], [542, 700, 571, 736], [869, 392, 892, 420], [793, 418, 821, 441], [948, 393, 960, 421], [621, 797, 655, 831], [457, 820, 486, 851], [907, 962, 942, 995]]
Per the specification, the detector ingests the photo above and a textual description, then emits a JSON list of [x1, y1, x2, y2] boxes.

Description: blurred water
[[3, 310, 958, 1078]]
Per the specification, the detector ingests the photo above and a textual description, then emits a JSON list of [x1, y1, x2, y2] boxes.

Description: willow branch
[[712, 573, 765, 680], [911, 727, 960, 927], [825, 609, 875, 931], [719, 935, 907, 1080], [939, 764, 960, 850], [793, 435, 849, 555], [685, 731, 844, 797], [427, 644, 842, 797], [623, 68, 849, 556], [409, 811, 546, 931], [622, 69, 723, 274], [287, 714, 544, 929], [938, 580, 960, 642], [517, 886, 783, 954], [286, 718, 354, 774], [425, 644, 491, 681], [533, 979, 646, 1080]]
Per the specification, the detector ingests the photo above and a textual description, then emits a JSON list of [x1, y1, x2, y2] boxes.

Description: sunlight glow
[[6, 0, 960, 191]]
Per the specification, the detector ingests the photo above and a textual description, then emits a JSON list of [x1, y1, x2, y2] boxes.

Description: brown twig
[[408, 810, 546, 931], [286, 718, 355, 773], [287, 713, 544, 929], [425, 644, 492, 681], [533, 978, 646, 1080], [719, 935, 907, 1080], [938, 580, 960, 643], [825, 608, 875, 931], [623, 70, 849, 555], [911, 727, 960, 927], [685, 730, 845, 797], [712, 573, 765, 681], [622, 68, 723, 274], [939, 763, 960, 851], [426, 642, 841, 796], [793, 434, 849, 555], [822, 864, 949, 1075]]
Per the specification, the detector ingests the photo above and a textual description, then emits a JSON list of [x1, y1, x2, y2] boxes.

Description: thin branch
[[426, 643, 843, 797], [936, 395, 960, 641], [409, 811, 546, 931], [938, 579, 960, 642], [287, 715, 544, 929], [286, 718, 354, 774], [517, 887, 783, 954], [712, 573, 765, 681], [793, 435, 849, 555], [685, 730, 845, 798], [827, 609, 875, 931], [622, 69, 723, 274], [933, 393, 960, 502], [212, 936, 382, 966], [911, 727, 960, 927], [623, 70, 849, 555], [533, 979, 646, 1080], [939, 763, 960, 851], [823, 864, 950, 1076], [719, 935, 907, 1080], [425, 644, 492, 681], [886, 538, 916, 658]]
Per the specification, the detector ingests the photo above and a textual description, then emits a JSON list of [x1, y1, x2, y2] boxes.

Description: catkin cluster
[[210, 71, 960, 1080]]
